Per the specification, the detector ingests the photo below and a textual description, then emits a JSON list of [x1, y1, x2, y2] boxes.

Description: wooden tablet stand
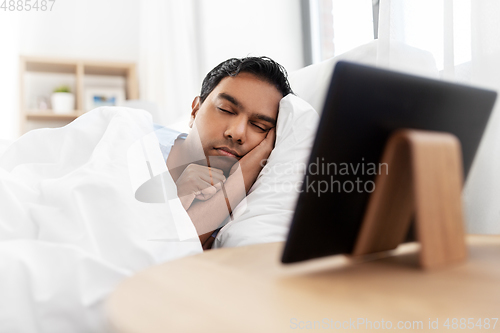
[[353, 129, 467, 269]]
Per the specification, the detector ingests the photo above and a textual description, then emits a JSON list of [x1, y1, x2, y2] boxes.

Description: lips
[[214, 147, 241, 159]]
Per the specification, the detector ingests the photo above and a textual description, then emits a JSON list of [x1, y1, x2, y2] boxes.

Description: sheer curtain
[[378, 0, 500, 234], [0, 13, 19, 140], [138, 0, 203, 127]]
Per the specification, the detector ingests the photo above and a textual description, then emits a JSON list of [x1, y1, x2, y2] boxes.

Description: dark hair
[[199, 56, 293, 104]]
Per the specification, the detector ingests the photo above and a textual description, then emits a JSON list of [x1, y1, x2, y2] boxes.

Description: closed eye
[[251, 123, 267, 132], [217, 107, 234, 115]]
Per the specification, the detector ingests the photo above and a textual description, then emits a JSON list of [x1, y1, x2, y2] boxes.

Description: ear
[[189, 96, 201, 128]]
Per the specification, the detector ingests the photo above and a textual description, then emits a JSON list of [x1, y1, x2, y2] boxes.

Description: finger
[[213, 181, 223, 190], [265, 127, 276, 147], [196, 184, 220, 201], [204, 181, 223, 195], [267, 126, 275, 137], [189, 164, 225, 178], [268, 128, 277, 148], [206, 167, 225, 186], [201, 185, 218, 198], [200, 174, 225, 187], [198, 169, 226, 185], [208, 167, 224, 175], [208, 167, 214, 186], [179, 193, 195, 210], [192, 164, 224, 175], [194, 178, 223, 195], [188, 164, 224, 175], [195, 178, 214, 192]]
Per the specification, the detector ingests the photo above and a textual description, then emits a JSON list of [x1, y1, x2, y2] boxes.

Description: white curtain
[[138, 0, 203, 127], [0, 13, 19, 140], [378, 0, 500, 234]]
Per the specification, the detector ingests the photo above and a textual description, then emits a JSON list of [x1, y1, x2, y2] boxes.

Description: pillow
[[213, 94, 319, 248], [288, 40, 439, 115]]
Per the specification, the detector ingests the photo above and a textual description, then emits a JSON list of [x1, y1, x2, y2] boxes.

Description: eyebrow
[[218, 93, 242, 109], [255, 114, 276, 126], [218, 92, 277, 126]]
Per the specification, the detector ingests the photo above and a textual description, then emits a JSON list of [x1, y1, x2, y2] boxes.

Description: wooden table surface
[[106, 235, 500, 333]]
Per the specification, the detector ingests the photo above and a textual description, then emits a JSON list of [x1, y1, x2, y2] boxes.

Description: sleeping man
[[157, 57, 293, 249]]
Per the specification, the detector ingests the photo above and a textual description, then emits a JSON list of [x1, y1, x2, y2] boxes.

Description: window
[[303, 0, 472, 79], [303, 0, 376, 64]]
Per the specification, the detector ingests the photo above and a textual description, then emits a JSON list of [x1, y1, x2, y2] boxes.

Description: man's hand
[[186, 128, 276, 242], [230, 127, 276, 192], [176, 164, 226, 210]]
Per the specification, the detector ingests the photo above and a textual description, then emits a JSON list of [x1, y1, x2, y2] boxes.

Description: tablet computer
[[281, 61, 497, 263]]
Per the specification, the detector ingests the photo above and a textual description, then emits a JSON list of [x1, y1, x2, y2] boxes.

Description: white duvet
[[0, 107, 202, 332]]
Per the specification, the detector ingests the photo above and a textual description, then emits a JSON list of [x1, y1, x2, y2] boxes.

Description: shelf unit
[[19, 56, 139, 134]]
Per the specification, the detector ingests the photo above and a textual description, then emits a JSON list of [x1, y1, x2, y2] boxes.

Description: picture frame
[[85, 87, 125, 111]]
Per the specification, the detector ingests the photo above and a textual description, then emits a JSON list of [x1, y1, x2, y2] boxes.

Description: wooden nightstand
[[106, 235, 500, 333]]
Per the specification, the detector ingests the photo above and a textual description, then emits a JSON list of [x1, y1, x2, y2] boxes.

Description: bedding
[[0, 139, 11, 156], [0, 94, 318, 331], [288, 40, 438, 114], [0, 107, 202, 332]]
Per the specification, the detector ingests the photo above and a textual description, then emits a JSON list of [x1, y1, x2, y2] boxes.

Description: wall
[[18, 0, 141, 61], [0, 0, 141, 140], [0, 14, 19, 141], [138, 0, 305, 127], [1, 0, 304, 139], [198, 0, 304, 79]]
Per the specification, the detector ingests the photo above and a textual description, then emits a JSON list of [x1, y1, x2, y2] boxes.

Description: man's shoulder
[[153, 124, 187, 161], [154, 124, 187, 144]]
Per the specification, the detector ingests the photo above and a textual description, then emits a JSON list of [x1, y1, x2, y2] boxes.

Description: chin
[[206, 155, 238, 174]]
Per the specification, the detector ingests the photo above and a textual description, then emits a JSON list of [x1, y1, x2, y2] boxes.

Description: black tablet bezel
[[281, 61, 497, 264]]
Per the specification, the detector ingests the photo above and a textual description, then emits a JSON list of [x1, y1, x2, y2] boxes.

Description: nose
[[224, 115, 247, 144]]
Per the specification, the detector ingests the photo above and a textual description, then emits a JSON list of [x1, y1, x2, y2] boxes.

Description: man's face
[[189, 72, 282, 172]]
